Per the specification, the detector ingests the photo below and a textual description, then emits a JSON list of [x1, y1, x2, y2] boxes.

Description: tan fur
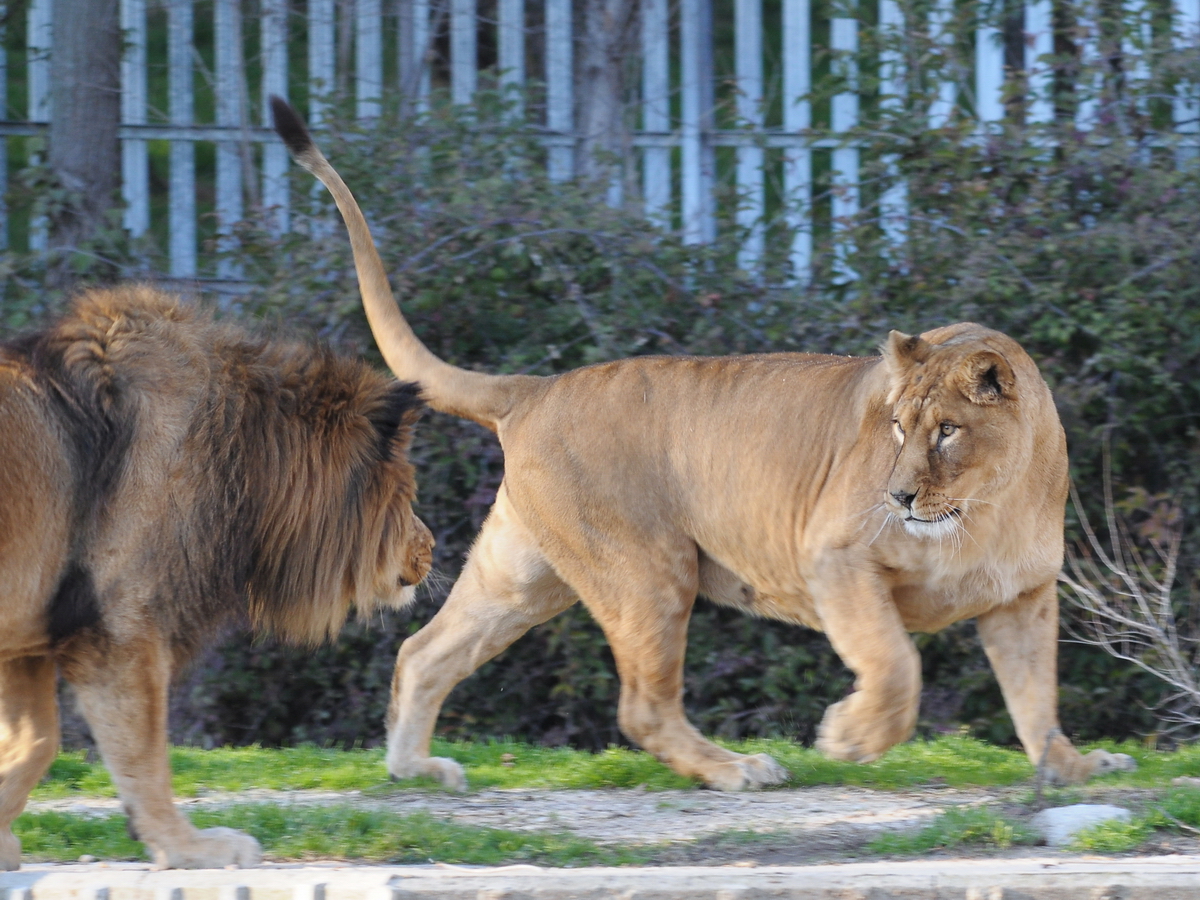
[[272, 98, 1135, 792], [0, 286, 434, 870]]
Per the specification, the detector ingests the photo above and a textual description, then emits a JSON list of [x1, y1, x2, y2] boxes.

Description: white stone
[[1031, 803, 1133, 846]]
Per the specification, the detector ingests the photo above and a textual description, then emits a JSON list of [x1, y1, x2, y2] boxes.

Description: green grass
[[867, 806, 1040, 856], [26, 734, 1200, 867], [14, 803, 652, 866], [1068, 817, 1152, 853], [33, 734, 1194, 801]]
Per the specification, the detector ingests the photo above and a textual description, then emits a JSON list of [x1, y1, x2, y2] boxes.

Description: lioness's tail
[[269, 96, 537, 431]]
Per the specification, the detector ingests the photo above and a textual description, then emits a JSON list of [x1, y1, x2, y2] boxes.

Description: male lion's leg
[[386, 489, 577, 790], [0, 656, 58, 871], [813, 576, 922, 763], [65, 635, 262, 869], [978, 581, 1136, 784]]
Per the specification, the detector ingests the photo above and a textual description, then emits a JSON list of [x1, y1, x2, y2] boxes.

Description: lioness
[[273, 98, 1134, 792], [0, 287, 433, 869]]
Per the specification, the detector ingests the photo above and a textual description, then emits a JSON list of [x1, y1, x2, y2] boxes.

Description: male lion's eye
[[940, 423, 957, 437]]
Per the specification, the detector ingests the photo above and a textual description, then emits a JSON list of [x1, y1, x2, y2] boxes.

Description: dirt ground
[[27, 782, 1200, 866]]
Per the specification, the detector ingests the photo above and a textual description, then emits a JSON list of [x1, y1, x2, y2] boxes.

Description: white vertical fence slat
[[545, 0, 573, 181], [681, 0, 715, 244], [1024, 0, 1053, 125], [498, 0, 525, 114], [452, 0, 477, 105], [735, 0, 764, 272], [120, 0, 149, 238], [27, 0, 50, 122], [412, 0, 432, 111], [357, 0, 383, 119], [975, 10, 1004, 125], [1175, 0, 1200, 160], [308, 0, 336, 125], [928, 0, 955, 127], [261, 0, 289, 234], [215, 0, 242, 280], [830, 9, 859, 279], [782, 0, 812, 281], [640, 0, 670, 226], [26, 0, 50, 252], [1076, 0, 1101, 130], [878, 0, 906, 249], [168, 0, 196, 278]]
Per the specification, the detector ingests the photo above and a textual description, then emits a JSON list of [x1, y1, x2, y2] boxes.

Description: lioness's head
[[880, 323, 1060, 540]]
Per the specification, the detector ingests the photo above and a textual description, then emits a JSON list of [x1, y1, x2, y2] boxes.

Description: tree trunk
[[48, 0, 122, 280], [576, 0, 636, 203]]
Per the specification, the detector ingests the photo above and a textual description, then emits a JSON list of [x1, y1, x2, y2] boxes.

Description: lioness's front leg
[[64, 634, 261, 869], [978, 581, 1136, 784], [813, 567, 921, 763], [0, 656, 59, 871]]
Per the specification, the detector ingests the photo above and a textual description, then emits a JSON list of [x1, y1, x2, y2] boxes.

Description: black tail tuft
[[270, 95, 315, 159]]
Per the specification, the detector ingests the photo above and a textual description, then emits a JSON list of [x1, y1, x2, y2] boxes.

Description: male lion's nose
[[891, 489, 917, 509]]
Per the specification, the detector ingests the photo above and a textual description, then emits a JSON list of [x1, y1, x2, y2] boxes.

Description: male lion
[[0, 286, 434, 870], [273, 98, 1134, 793]]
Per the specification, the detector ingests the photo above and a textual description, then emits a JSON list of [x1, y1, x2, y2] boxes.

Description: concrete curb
[[3, 857, 1200, 900]]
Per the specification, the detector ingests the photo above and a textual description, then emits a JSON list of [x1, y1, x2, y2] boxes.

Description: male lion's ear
[[881, 330, 932, 373], [956, 351, 1016, 405], [369, 381, 427, 457]]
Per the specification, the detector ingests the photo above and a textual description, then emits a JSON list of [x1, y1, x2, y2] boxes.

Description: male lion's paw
[[1088, 749, 1138, 775], [706, 753, 790, 791], [0, 829, 20, 871], [153, 827, 262, 870], [387, 754, 468, 792]]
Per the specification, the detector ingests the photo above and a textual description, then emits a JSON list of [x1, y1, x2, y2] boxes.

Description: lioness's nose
[[891, 489, 917, 509]]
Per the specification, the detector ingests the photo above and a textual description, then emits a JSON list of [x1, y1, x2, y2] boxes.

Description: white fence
[[4, 0, 1200, 283]]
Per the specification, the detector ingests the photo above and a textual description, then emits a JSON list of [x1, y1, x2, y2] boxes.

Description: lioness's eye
[[892, 420, 904, 436], [940, 423, 957, 437]]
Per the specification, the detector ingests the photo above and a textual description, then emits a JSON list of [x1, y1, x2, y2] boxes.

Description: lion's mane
[[10, 285, 426, 657]]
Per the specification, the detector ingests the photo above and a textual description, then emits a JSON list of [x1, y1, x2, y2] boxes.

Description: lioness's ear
[[369, 381, 426, 457], [956, 351, 1016, 405], [881, 330, 931, 373]]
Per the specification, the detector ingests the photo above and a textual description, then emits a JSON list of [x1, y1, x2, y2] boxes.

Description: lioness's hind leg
[[386, 488, 577, 790], [0, 656, 58, 871], [565, 549, 788, 792], [978, 581, 1136, 784], [65, 635, 262, 869]]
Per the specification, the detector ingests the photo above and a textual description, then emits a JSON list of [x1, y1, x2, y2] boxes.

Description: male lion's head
[[244, 366, 436, 644], [879, 323, 1060, 540]]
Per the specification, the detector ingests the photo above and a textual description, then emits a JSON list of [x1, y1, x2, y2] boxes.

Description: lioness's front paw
[[152, 827, 262, 870], [0, 829, 20, 871], [387, 754, 468, 792], [816, 697, 910, 764], [705, 753, 790, 791], [1088, 749, 1138, 775]]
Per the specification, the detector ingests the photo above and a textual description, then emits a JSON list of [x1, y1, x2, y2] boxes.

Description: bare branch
[[1061, 471, 1199, 735]]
